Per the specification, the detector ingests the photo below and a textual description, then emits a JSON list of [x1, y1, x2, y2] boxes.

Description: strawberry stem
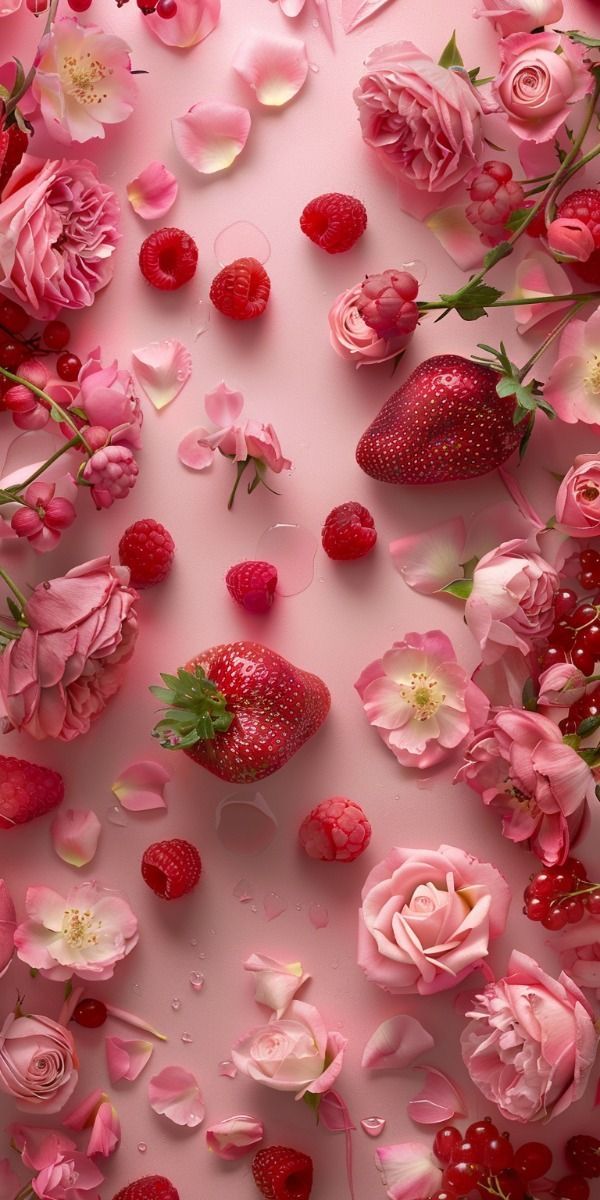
[[150, 666, 234, 750]]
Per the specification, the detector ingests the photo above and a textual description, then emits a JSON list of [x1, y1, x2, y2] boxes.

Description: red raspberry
[[139, 227, 198, 291], [141, 839, 201, 900], [252, 1146, 313, 1200], [118, 519, 175, 588], [321, 501, 377, 560], [466, 161, 525, 247], [300, 192, 367, 253], [226, 560, 278, 614], [0, 755, 64, 829], [209, 257, 271, 320], [113, 1178, 179, 1200], [556, 189, 600, 283], [299, 796, 371, 863], [0, 124, 28, 196]]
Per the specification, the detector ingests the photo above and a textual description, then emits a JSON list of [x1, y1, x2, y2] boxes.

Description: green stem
[[524, 142, 600, 197], [517, 301, 588, 381], [4, 0, 59, 117], [418, 291, 600, 312], [0, 366, 91, 453], [1, 435, 81, 500], [227, 458, 251, 511], [0, 566, 27, 613]]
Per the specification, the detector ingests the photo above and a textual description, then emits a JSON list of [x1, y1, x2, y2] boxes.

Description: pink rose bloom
[[329, 270, 420, 368], [328, 284, 411, 368], [465, 538, 559, 663], [494, 32, 593, 143], [215, 421, 291, 474], [78, 349, 142, 451], [556, 914, 600, 997], [0, 556, 138, 742], [545, 309, 600, 425], [231, 999, 346, 1098], [456, 709, 595, 866], [475, 0, 563, 36], [0, 155, 120, 320], [354, 41, 485, 191], [0, 1012, 78, 1113], [355, 631, 488, 770], [556, 454, 600, 537], [461, 950, 598, 1121], [546, 217, 595, 264], [33, 1152, 104, 1200], [537, 661, 586, 707], [15, 880, 139, 982], [32, 18, 137, 144], [358, 844, 510, 996]]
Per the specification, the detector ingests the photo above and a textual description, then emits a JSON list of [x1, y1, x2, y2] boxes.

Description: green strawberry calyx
[[150, 666, 234, 750]]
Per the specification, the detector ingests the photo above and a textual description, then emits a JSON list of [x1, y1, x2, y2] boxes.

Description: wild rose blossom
[[15, 880, 139, 982], [0, 1013, 78, 1113], [494, 32, 593, 143], [545, 309, 600, 425], [475, 0, 563, 36], [465, 538, 559, 662], [555, 455, 600, 537], [231, 1000, 346, 1098]]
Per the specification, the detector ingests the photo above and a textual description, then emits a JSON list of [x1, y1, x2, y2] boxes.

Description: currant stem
[[0, 365, 91, 453]]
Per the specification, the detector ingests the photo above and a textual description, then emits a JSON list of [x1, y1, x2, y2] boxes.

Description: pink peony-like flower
[[358, 844, 510, 996], [354, 41, 485, 191], [546, 217, 595, 263], [475, 0, 563, 36], [555, 454, 600, 537], [12, 483, 76, 553], [461, 950, 598, 1122], [0, 1013, 78, 1114], [545, 309, 600, 424], [494, 32, 593, 143], [357, 271, 420, 338], [465, 538, 559, 663], [15, 880, 138, 982], [32, 1152, 104, 1200], [456, 709, 595, 866], [0, 155, 120, 320], [0, 556, 138, 742], [355, 631, 489, 770], [81, 444, 139, 510], [555, 914, 600, 997], [77, 349, 142, 451], [32, 18, 137, 144], [231, 999, 346, 1098]]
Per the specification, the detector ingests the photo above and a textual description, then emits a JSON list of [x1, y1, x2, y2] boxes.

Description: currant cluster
[[523, 857, 600, 930], [26, 0, 177, 15], [0, 297, 80, 391], [540, 580, 600, 677]]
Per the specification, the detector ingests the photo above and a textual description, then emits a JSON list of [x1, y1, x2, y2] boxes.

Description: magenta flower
[[15, 880, 138, 982], [12, 483, 76, 553], [78, 349, 142, 450]]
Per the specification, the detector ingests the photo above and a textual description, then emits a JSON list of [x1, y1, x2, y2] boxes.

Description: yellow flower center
[[585, 352, 600, 395], [62, 907, 99, 948], [61, 53, 111, 105], [399, 672, 445, 721]]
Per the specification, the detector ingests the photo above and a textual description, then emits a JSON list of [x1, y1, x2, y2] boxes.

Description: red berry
[[433, 1126, 463, 1165], [554, 1178, 591, 1200], [113, 1177, 179, 1200], [0, 754, 64, 829], [457, 1142, 480, 1165], [443, 1163, 480, 1196], [156, 0, 177, 14], [0, 340, 26, 370], [514, 1141, 553, 1181], [556, 189, 600, 285], [563, 897, 585, 923], [72, 998, 108, 1028], [139, 227, 198, 291], [209, 256, 270, 320], [68, 0, 92, 9], [482, 1137, 514, 1173], [137, 0, 157, 9], [141, 839, 201, 900], [586, 888, 600, 914], [565, 1135, 600, 1178], [252, 1145, 313, 1200], [56, 352, 81, 382], [529, 871, 560, 898], [430, 1194, 458, 1200], [524, 895, 549, 921], [118, 519, 175, 588], [464, 1119, 498, 1150], [571, 644, 595, 675], [300, 192, 367, 253], [542, 905, 569, 931], [542, 646, 567, 668], [522, 200, 547, 238], [0, 125, 29, 196], [554, 588, 577, 618], [0, 297, 28, 335], [565, 856, 588, 880], [321, 501, 377, 560], [299, 796, 371, 863], [42, 319, 70, 350], [495, 1170, 526, 1200], [571, 603, 596, 628], [225, 561, 278, 614]]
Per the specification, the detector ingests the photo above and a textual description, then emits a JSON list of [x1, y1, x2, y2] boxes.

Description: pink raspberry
[[82, 444, 139, 509], [466, 161, 525, 247], [299, 796, 371, 863], [357, 269, 420, 339]]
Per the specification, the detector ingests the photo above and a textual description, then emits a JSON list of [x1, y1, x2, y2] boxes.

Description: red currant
[[524, 895, 550, 921], [457, 1142, 480, 1165], [542, 646, 567, 668], [542, 905, 569, 931], [56, 352, 81, 382], [464, 1119, 498, 1150], [0, 298, 28, 334], [0, 341, 26, 370], [514, 1141, 553, 1180], [554, 1177, 591, 1200], [565, 1135, 600, 1178], [42, 319, 70, 350], [552, 869, 575, 892], [430, 1194, 458, 1200], [586, 888, 600, 914], [482, 1137, 514, 1173], [563, 897, 585, 923], [565, 857, 588, 881], [529, 872, 560, 897], [571, 643, 596, 675], [25, 0, 48, 12], [583, 622, 600, 653], [578, 570, 597, 591], [443, 1163, 480, 1196], [559, 717, 579, 735], [571, 603, 596, 628], [552, 620, 575, 647], [433, 1127, 463, 1165], [554, 589, 577, 618], [156, 0, 177, 13], [495, 1169, 526, 1200], [72, 998, 108, 1028]]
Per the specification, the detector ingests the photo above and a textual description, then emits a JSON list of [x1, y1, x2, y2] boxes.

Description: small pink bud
[[546, 217, 595, 263]]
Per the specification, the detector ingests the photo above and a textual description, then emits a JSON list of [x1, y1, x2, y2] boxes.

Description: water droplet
[[194, 301, 210, 338], [312, 16, 319, 24], [309, 62, 320, 73], [133, 982, 142, 994], [181, 1031, 193, 1044], [361, 1117, 386, 1138], [171, 997, 182, 1012], [218, 1059, 238, 1079], [190, 938, 198, 947], [401, 259, 427, 285], [308, 902, 329, 929], [263, 891, 287, 921], [214, 221, 271, 267], [256, 524, 317, 596], [189, 971, 205, 992], [216, 792, 278, 855], [233, 878, 254, 902], [330, 958, 339, 969], [250, 904, 257, 913], [199, 952, 206, 960], [106, 805, 128, 827], [416, 776, 434, 791], [137, 1142, 148, 1154], [295, 902, 303, 911], [209, 928, 216, 936]]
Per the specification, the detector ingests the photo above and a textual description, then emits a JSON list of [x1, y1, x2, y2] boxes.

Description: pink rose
[[475, 0, 563, 36], [494, 32, 593, 143], [358, 845, 510, 996], [546, 217, 595, 263], [231, 999, 346, 1098], [0, 1013, 78, 1113], [465, 538, 559, 662], [33, 1152, 104, 1200], [556, 455, 600, 537], [354, 41, 485, 191], [229, 421, 291, 474], [456, 709, 595, 866], [329, 272, 419, 368], [545, 309, 600, 425], [0, 556, 138, 742], [537, 661, 586, 707], [78, 349, 142, 451], [0, 155, 120, 320], [556, 914, 600, 997], [461, 950, 598, 1121], [15, 881, 139, 982]]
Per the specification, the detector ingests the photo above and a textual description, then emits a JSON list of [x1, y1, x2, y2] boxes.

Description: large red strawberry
[[151, 641, 330, 783], [356, 354, 529, 485]]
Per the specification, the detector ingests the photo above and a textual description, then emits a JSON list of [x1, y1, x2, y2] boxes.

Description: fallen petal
[[146, 0, 220, 47], [87, 1101, 121, 1158], [0, 881, 16, 978], [280, 0, 306, 13], [112, 760, 170, 813], [376, 1142, 443, 1200], [390, 517, 467, 594], [319, 1090, 356, 1132], [177, 428, 218, 470], [132, 340, 192, 411], [106, 1037, 154, 1084], [406, 1067, 466, 1125], [149, 1065, 205, 1128], [51, 809, 101, 868], [205, 381, 245, 426], [172, 102, 251, 175], [233, 30, 309, 106], [243, 953, 309, 1017], [127, 162, 178, 220], [510, 252, 572, 334], [362, 1015, 435, 1072], [63, 1090, 105, 1131], [425, 206, 485, 272], [206, 1114, 264, 1159], [341, 0, 394, 30]]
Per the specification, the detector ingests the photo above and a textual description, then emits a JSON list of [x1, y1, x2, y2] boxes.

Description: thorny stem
[[0, 366, 91, 453]]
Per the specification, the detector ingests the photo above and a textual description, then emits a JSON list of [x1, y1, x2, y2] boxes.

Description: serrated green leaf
[[442, 578, 474, 599], [438, 30, 463, 69], [482, 242, 513, 270], [440, 284, 503, 318]]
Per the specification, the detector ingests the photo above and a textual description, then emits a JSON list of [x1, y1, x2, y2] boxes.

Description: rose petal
[[146, 0, 220, 47], [0, 431, 68, 491], [319, 1090, 356, 1131], [205, 381, 245, 426], [425, 206, 485, 272], [0, 881, 16, 978], [9, 1125, 76, 1171], [177, 428, 218, 470], [390, 518, 467, 594], [205, 1114, 264, 1160], [281, 0, 306, 12], [406, 1067, 466, 1125], [148, 1065, 205, 1128], [132, 340, 192, 411], [233, 31, 309, 106], [112, 760, 170, 813], [106, 1036, 154, 1083], [0, 1159, 19, 1200], [51, 809, 101, 868], [63, 1090, 105, 1131], [86, 1101, 121, 1158], [376, 1142, 443, 1200], [126, 162, 178, 220], [243, 953, 309, 1017], [497, 465, 545, 531], [341, 0, 394, 30], [510, 252, 572, 334], [172, 102, 251, 175], [362, 1015, 435, 1072], [313, 0, 334, 48]]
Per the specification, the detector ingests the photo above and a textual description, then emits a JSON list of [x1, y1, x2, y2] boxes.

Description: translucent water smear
[[308, 902, 329, 929], [214, 221, 271, 266], [218, 1060, 238, 1079], [256, 524, 318, 596], [263, 891, 287, 921], [361, 1117, 386, 1137], [216, 792, 277, 855]]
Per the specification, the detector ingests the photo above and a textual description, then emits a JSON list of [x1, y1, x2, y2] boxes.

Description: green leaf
[[442, 578, 473, 599], [577, 714, 600, 738], [565, 29, 600, 48], [303, 1091, 321, 1117], [439, 283, 503, 321], [505, 207, 535, 234], [6, 597, 21, 621], [562, 733, 580, 750], [578, 747, 600, 767], [468, 68, 494, 87], [438, 30, 464, 69], [482, 242, 513, 271], [522, 677, 538, 712]]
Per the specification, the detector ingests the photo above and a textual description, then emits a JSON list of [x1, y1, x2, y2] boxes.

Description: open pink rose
[[15, 881, 139, 982], [494, 32, 593, 143], [78, 350, 142, 451], [555, 914, 600, 997], [33, 1152, 104, 1200], [329, 274, 419, 368], [465, 538, 559, 662], [456, 709, 595, 866], [32, 18, 137, 144], [354, 41, 485, 191], [0, 1013, 78, 1113], [358, 845, 510, 996], [475, 0, 563, 36], [545, 309, 600, 425], [461, 950, 598, 1122], [231, 999, 346, 1098], [556, 455, 600, 537]]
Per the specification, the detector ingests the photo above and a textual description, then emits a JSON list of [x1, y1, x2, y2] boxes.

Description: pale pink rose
[[78, 349, 142, 451], [15, 880, 138, 982], [358, 844, 510, 996], [32, 19, 137, 144], [231, 999, 346, 1098], [0, 1013, 78, 1113], [546, 217, 595, 263], [461, 950, 599, 1121], [537, 662, 587, 707], [328, 275, 418, 368], [494, 32, 593, 143], [475, 0, 563, 36], [355, 631, 489, 770], [465, 538, 559, 662], [0, 556, 138, 742], [11, 483, 76, 552], [556, 455, 600, 537], [456, 709, 595, 866], [555, 914, 600, 997], [32, 1152, 104, 1200], [0, 155, 120, 320], [545, 309, 600, 425], [354, 41, 485, 191]]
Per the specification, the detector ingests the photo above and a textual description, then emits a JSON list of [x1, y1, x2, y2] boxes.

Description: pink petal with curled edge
[[389, 517, 466, 595], [172, 102, 251, 175], [112, 760, 170, 813], [511, 252, 572, 334], [319, 1090, 356, 1131], [177, 428, 218, 471], [341, 0, 394, 30], [106, 1037, 153, 1084], [243, 953, 309, 1017], [233, 31, 309, 106], [205, 381, 245, 426], [407, 1067, 466, 1126], [0, 881, 16, 978], [362, 1015, 435, 1072], [0, 1159, 19, 1200], [63, 1090, 104, 1131], [146, 0, 220, 47], [376, 1143, 443, 1200], [86, 1101, 120, 1158], [425, 206, 485, 272], [132, 340, 192, 411], [51, 809, 101, 868], [280, 0, 306, 13], [149, 1066, 205, 1128], [127, 162, 178, 220], [206, 1114, 264, 1160]]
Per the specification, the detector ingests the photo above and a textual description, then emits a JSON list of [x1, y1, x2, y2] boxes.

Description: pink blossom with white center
[[78, 349, 142, 450], [14, 880, 139, 982], [545, 309, 600, 425], [32, 19, 137, 145], [12, 483, 76, 553], [355, 631, 488, 770], [81, 444, 139, 510]]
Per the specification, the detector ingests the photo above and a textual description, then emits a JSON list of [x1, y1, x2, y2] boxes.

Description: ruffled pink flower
[[494, 31, 593, 143], [231, 999, 346, 1098], [358, 844, 510, 996], [81, 444, 139, 510], [32, 18, 137, 144], [0, 155, 120, 320], [465, 538, 559, 662], [555, 914, 600, 997], [355, 631, 488, 770], [555, 454, 600, 537], [32, 1152, 104, 1200], [12, 483, 76, 552], [0, 1013, 78, 1114], [456, 709, 595, 866], [78, 349, 142, 450], [546, 217, 595, 263], [545, 309, 600, 424], [0, 556, 138, 741], [15, 880, 138, 982], [475, 0, 563, 36], [461, 950, 598, 1122]]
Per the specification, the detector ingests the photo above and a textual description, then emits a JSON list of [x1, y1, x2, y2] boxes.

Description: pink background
[[2, 0, 600, 1195]]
